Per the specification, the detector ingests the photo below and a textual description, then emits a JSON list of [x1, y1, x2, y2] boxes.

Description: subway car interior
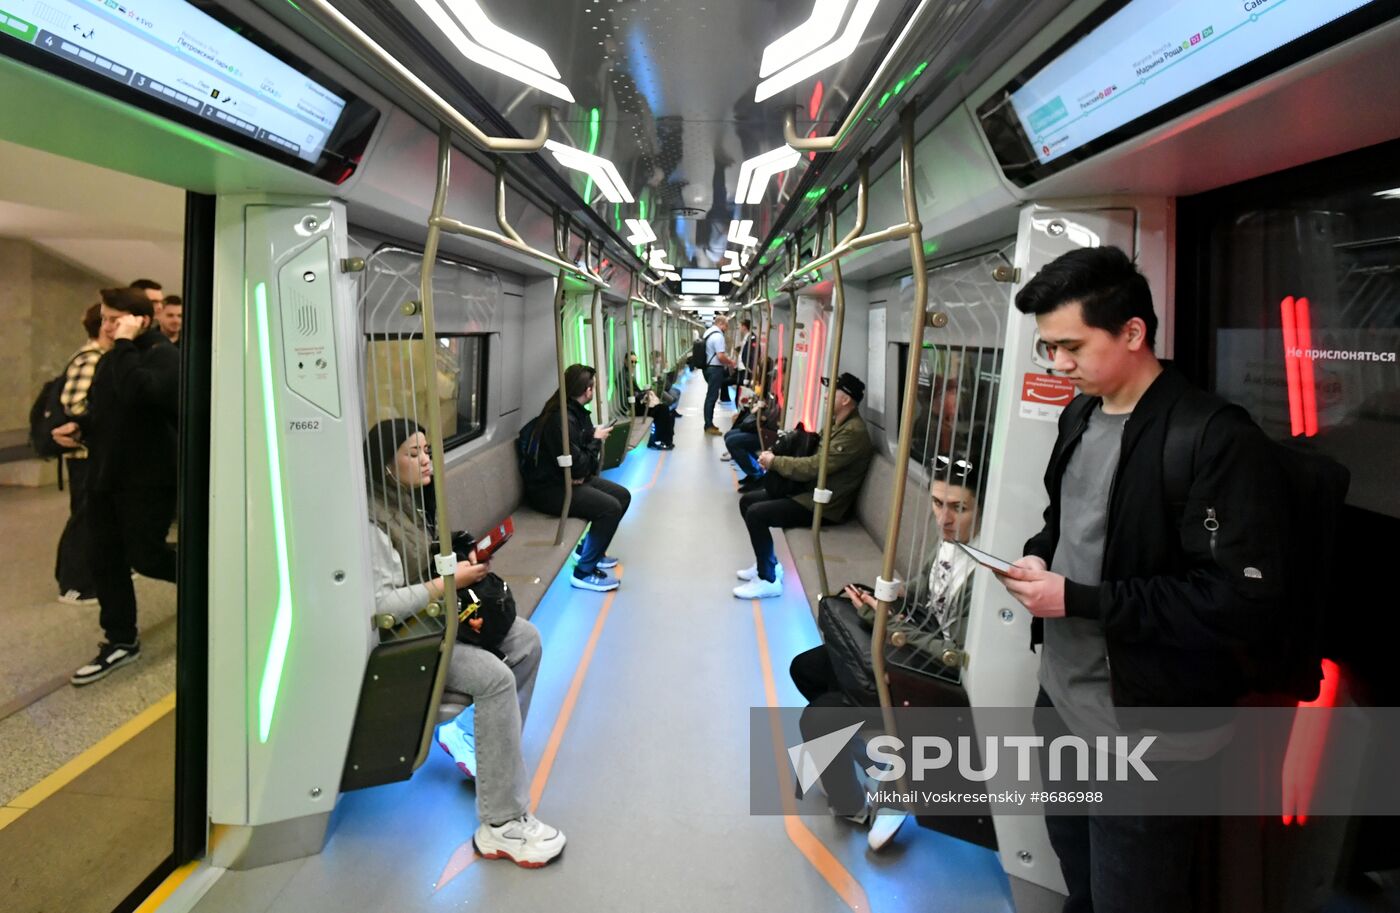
[[2, 0, 1400, 910]]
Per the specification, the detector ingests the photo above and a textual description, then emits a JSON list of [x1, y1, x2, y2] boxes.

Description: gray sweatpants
[[446, 618, 541, 826]]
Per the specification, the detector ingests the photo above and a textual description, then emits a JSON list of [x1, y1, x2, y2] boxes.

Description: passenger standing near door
[[996, 247, 1288, 913], [701, 315, 735, 435], [51, 302, 112, 605], [737, 318, 757, 391], [66, 287, 180, 685], [521, 364, 630, 592], [158, 294, 183, 345]]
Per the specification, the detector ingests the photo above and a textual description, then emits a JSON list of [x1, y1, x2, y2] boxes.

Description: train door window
[[887, 243, 1013, 687], [357, 245, 497, 450], [1180, 142, 1400, 519]]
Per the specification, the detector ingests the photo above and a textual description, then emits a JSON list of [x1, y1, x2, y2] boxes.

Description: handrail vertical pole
[[627, 273, 639, 421], [587, 237, 607, 423], [872, 105, 929, 732], [412, 125, 462, 768], [550, 213, 575, 547]]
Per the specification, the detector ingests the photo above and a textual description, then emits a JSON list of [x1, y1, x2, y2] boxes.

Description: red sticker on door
[[1020, 372, 1077, 422]]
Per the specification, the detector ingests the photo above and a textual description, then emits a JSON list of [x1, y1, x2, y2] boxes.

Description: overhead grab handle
[[779, 158, 876, 289], [297, 0, 552, 153]]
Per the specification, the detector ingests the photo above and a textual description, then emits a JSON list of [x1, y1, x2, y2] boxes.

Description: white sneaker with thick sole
[[436, 714, 476, 780], [736, 563, 783, 581], [733, 576, 783, 599], [867, 811, 908, 851], [473, 813, 566, 868]]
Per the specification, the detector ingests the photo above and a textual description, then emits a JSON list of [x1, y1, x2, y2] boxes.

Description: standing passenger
[[51, 303, 112, 605], [521, 364, 630, 592], [701, 315, 734, 435], [68, 287, 180, 685], [997, 246, 1288, 913], [158, 294, 183, 345], [364, 420, 565, 867]]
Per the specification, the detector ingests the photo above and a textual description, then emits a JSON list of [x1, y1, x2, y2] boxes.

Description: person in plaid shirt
[[52, 303, 110, 605]]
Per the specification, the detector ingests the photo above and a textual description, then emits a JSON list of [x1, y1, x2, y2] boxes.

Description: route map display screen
[[0, 0, 374, 174], [977, 0, 1387, 186]]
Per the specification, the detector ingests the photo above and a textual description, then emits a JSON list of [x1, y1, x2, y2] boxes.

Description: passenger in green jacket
[[734, 373, 874, 599]]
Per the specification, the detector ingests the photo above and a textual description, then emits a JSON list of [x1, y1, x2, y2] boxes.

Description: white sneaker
[[473, 813, 566, 868], [733, 576, 783, 599], [57, 590, 97, 606], [436, 711, 476, 780], [736, 563, 782, 581], [867, 811, 908, 851]]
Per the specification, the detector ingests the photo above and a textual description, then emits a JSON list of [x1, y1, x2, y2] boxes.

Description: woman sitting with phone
[[788, 436, 986, 850], [365, 418, 565, 868]]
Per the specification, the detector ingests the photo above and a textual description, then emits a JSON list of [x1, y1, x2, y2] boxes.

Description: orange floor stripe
[[436, 566, 624, 890], [638, 451, 669, 492], [751, 599, 870, 913]]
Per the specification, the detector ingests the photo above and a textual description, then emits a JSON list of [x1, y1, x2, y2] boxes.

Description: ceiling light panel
[[625, 219, 657, 245], [734, 146, 802, 204], [754, 0, 880, 103], [410, 0, 575, 101], [545, 140, 634, 203], [727, 221, 759, 248], [759, 0, 846, 78]]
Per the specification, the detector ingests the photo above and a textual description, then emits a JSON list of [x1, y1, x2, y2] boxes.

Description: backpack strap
[[1162, 389, 1229, 520]]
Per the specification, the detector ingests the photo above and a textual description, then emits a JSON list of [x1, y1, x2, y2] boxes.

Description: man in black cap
[[733, 372, 874, 599]]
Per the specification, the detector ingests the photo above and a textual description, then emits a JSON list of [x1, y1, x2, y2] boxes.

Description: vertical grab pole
[[807, 159, 869, 600], [587, 237, 607, 423], [550, 213, 575, 547], [413, 125, 462, 767], [757, 283, 775, 451], [782, 242, 800, 416], [872, 105, 929, 730], [627, 273, 639, 421]]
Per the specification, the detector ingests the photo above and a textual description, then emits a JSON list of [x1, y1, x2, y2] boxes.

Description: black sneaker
[[738, 475, 766, 492], [71, 641, 140, 686]]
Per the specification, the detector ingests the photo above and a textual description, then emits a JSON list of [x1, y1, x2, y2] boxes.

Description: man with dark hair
[[65, 286, 180, 685], [995, 246, 1288, 913], [158, 294, 183, 345]]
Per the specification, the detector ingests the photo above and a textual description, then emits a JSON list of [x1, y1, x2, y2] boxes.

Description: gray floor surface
[[0, 484, 178, 805], [189, 377, 1015, 913]]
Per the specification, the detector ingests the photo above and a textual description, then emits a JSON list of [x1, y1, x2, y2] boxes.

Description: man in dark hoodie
[[57, 286, 180, 685]]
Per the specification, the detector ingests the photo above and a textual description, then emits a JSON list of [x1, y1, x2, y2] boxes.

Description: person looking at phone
[[521, 364, 631, 592], [365, 419, 564, 867], [619, 351, 676, 449], [789, 439, 985, 850], [997, 246, 1288, 913]]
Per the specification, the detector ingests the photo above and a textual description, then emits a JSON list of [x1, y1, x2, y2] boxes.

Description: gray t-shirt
[[1039, 405, 1128, 742]]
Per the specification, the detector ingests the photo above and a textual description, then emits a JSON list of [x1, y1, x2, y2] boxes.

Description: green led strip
[[254, 282, 294, 744], [606, 316, 617, 405], [632, 317, 648, 387], [575, 312, 588, 366]]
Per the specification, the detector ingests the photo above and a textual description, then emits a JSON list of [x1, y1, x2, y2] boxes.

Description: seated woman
[[618, 351, 676, 449], [520, 364, 631, 592], [789, 438, 985, 851], [366, 418, 565, 868]]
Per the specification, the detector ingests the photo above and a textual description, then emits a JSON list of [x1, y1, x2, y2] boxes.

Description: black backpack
[[763, 424, 821, 498], [29, 353, 85, 458], [1163, 390, 1350, 702], [689, 327, 720, 371], [516, 415, 543, 475]]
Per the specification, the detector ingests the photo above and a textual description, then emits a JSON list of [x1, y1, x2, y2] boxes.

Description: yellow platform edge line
[[132, 860, 201, 913], [5, 690, 177, 813]]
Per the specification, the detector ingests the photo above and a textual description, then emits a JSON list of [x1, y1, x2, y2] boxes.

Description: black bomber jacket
[[1023, 367, 1290, 707]]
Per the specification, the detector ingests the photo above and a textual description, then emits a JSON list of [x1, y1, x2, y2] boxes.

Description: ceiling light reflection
[[410, 0, 575, 102]]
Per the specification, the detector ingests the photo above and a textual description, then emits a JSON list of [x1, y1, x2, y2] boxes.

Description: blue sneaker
[[437, 711, 476, 780], [570, 568, 620, 592], [596, 555, 619, 569]]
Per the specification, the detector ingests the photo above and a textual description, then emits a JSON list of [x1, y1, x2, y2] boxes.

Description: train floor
[[187, 375, 1014, 913]]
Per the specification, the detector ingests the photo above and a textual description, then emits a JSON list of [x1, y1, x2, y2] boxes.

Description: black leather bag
[[816, 595, 878, 705], [457, 572, 516, 652], [763, 425, 820, 498]]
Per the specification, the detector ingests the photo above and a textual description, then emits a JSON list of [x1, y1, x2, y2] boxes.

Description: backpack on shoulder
[[1163, 390, 1350, 702], [688, 326, 720, 372], [29, 354, 85, 459], [516, 415, 543, 475]]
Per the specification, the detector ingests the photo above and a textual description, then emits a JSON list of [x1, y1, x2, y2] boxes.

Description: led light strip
[[254, 282, 294, 745], [546, 140, 634, 203], [735, 146, 802, 204], [728, 219, 760, 248], [755, 0, 881, 103], [760, 0, 846, 78], [410, 0, 575, 101]]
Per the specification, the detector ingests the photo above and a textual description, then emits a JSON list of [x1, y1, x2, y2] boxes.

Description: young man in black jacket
[[996, 247, 1288, 913], [59, 286, 181, 685]]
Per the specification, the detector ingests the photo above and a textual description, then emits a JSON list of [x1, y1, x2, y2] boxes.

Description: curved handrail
[[411, 126, 463, 769], [297, 0, 553, 153], [871, 105, 930, 746], [780, 0, 933, 153]]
